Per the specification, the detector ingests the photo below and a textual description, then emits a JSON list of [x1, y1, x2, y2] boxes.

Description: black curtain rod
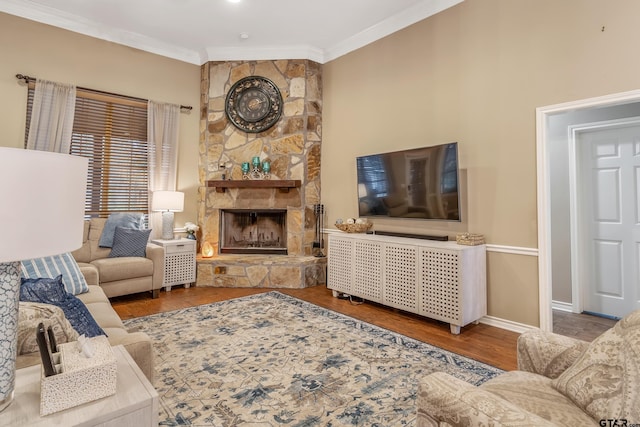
[[15, 73, 193, 111]]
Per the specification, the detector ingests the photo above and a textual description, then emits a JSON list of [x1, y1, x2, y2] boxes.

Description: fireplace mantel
[[206, 180, 301, 193]]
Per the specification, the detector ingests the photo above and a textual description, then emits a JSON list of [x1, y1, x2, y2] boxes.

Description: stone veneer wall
[[198, 60, 322, 258]]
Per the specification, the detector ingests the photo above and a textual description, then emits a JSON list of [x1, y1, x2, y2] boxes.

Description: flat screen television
[[356, 142, 460, 221]]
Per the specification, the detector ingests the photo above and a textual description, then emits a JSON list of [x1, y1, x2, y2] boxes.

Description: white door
[[576, 121, 640, 318]]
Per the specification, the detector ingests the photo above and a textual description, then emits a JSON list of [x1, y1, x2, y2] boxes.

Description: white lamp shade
[[151, 191, 184, 212], [0, 148, 88, 262]]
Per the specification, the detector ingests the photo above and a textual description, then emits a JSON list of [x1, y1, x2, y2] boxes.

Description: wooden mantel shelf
[[206, 179, 301, 193]]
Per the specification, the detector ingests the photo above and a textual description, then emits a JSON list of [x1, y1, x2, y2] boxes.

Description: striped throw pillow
[[21, 252, 89, 295]]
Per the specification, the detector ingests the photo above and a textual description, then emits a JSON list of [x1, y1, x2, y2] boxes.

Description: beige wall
[[0, 12, 200, 227], [4, 0, 640, 326], [322, 0, 640, 326]]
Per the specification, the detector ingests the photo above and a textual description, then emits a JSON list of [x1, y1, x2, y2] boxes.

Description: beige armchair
[[72, 218, 164, 298], [417, 310, 640, 426]]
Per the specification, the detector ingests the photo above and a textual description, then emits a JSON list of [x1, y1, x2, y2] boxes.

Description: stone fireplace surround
[[196, 60, 326, 289]]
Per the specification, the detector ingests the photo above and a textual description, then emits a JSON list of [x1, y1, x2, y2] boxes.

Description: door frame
[[567, 117, 640, 315], [536, 89, 640, 331]]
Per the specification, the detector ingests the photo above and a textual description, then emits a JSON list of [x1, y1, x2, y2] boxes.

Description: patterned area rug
[[123, 292, 503, 426]]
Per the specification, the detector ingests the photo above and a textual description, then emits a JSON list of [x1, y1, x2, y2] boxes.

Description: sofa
[[417, 310, 640, 426], [72, 218, 164, 299], [16, 217, 162, 382], [16, 283, 155, 383]]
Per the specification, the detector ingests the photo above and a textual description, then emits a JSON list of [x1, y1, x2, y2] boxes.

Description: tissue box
[[40, 335, 117, 416]]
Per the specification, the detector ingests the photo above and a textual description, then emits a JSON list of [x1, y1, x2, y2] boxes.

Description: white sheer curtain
[[26, 79, 76, 153], [147, 101, 180, 238]]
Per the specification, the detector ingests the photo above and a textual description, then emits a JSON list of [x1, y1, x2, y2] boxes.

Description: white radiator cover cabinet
[[327, 233, 487, 334]]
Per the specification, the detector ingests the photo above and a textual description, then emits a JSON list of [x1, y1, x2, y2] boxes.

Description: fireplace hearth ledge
[[196, 255, 326, 289]]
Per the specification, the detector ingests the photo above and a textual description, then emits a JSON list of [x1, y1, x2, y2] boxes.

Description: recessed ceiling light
[[239, 32, 249, 40], [227, 0, 241, 3]]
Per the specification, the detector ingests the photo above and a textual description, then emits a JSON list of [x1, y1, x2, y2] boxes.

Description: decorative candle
[[241, 162, 250, 174], [202, 241, 215, 258], [262, 161, 270, 173], [252, 156, 260, 168]]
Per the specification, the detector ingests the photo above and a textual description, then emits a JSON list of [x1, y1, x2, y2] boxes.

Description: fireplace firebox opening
[[220, 209, 287, 255]]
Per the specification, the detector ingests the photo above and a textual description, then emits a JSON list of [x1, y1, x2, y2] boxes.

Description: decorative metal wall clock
[[225, 76, 283, 133]]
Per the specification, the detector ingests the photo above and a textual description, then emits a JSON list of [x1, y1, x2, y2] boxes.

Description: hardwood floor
[[553, 309, 617, 342], [110, 285, 519, 371]]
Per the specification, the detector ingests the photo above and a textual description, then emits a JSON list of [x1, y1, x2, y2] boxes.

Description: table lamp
[[152, 191, 184, 240], [0, 147, 87, 412]]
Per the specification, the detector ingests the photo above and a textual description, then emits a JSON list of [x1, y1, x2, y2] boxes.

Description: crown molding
[[203, 45, 325, 64], [323, 0, 464, 62], [0, 0, 203, 64], [1, 0, 464, 65]]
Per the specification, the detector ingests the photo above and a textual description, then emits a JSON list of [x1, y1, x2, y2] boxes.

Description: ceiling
[[0, 0, 463, 65]]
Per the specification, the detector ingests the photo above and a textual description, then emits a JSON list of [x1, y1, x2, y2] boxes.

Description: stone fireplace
[[196, 59, 326, 288]]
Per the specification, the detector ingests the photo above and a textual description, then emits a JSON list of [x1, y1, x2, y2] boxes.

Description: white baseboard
[[551, 300, 574, 313], [479, 315, 536, 334]]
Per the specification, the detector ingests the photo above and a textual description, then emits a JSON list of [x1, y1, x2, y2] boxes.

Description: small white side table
[[0, 345, 158, 426], [151, 238, 196, 291]]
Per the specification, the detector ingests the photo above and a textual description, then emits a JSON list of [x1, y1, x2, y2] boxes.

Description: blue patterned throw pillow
[[99, 212, 145, 248], [108, 227, 151, 258], [21, 252, 89, 295], [20, 275, 106, 338]]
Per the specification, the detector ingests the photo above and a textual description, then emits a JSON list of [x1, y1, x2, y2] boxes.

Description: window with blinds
[[356, 155, 389, 198], [25, 87, 149, 218]]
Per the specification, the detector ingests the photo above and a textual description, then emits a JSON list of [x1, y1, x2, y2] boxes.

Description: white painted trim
[[567, 124, 583, 316], [0, 0, 203, 64], [479, 315, 535, 334], [0, 0, 463, 65], [552, 300, 574, 313], [324, 0, 464, 62], [485, 244, 537, 257], [204, 45, 325, 64], [536, 105, 554, 332], [536, 89, 640, 333], [323, 230, 538, 256], [538, 90, 640, 113]]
